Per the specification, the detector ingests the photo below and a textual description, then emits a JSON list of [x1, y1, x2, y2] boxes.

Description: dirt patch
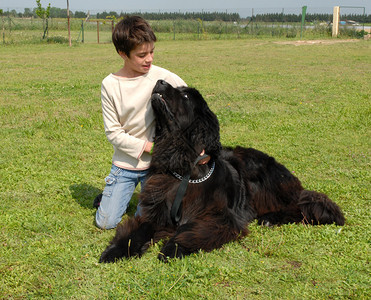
[[286, 260, 302, 269], [275, 39, 360, 46]]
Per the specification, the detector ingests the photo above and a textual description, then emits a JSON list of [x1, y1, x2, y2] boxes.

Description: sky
[[1, 0, 370, 16]]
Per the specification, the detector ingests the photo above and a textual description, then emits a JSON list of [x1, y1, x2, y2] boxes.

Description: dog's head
[[151, 80, 221, 172]]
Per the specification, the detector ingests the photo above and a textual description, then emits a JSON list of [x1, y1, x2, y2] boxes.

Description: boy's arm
[[164, 72, 187, 88], [101, 84, 150, 159]]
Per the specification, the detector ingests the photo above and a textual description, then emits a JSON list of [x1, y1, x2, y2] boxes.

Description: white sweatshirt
[[101, 65, 186, 170]]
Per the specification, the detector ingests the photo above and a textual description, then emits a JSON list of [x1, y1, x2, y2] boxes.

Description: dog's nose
[[154, 80, 169, 92]]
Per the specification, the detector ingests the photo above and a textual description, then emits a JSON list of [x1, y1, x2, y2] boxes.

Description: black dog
[[99, 80, 345, 263]]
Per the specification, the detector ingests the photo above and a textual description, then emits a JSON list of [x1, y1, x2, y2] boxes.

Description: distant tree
[[115, 11, 240, 22], [9, 9, 17, 17], [24, 8, 33, 18], [49, 7, 61, 18], [35, 0, 51, 39], [108, 11, 118, 18], [97, 11, 109, 19], [62, 9, 70, 18], [75, 11, 87, 18]]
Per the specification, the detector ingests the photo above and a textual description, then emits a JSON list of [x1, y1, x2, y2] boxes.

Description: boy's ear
[[118, 51, 129, 60]]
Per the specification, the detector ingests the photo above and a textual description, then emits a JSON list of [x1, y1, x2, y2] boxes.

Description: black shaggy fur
[[99, 80, 345, 263]]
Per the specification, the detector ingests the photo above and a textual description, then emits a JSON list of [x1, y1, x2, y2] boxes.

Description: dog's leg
[[157, 223, 193, 262], [257, 208, 303, 226], [158, 219, 248, 262], [257, 190, 345, 226], [298, 190, 345, 225], [99, 218, 154, 263]]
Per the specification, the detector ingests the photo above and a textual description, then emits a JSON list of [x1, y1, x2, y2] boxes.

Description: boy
[[95, 16, 187, 229]]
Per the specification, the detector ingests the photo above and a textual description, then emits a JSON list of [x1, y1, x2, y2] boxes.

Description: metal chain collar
[[172, 161, 215, 184]]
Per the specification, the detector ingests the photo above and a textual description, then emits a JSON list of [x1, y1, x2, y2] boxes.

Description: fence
[[1, 17, 115, 44], [1, 14, 368, 45]]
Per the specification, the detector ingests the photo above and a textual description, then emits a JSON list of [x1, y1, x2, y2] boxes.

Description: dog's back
[[225, 146, 345, 226]]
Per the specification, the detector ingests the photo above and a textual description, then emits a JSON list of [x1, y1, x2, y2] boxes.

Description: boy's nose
[[146, 54, 153, 62]]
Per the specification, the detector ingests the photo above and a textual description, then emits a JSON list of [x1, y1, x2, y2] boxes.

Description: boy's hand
[[145, 142, 154, 154], [198, 149, 210, 165]]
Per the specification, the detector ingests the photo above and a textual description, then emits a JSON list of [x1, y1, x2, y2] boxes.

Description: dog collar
[[172, 161, 215, 184], [170, 155, 215, 225]]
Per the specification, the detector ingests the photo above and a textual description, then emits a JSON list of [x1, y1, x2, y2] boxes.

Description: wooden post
[[2, 14, 5, 44], [67, 0, 71, 46], [252, 8, 254, 35], [81, 20, 84, 43], [300, 6, 307, 39], [332, 6, 340, 37], [173, 20, 175, 40], [97, 20, 100, 44]]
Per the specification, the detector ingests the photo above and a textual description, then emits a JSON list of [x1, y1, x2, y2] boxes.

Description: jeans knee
[[95, 211, 121, 230]]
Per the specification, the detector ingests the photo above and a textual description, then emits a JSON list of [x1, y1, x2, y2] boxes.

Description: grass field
[[0, 38, 370, 299]]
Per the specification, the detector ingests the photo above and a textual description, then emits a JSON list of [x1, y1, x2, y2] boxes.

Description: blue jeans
[[95, 164, 148, 230]]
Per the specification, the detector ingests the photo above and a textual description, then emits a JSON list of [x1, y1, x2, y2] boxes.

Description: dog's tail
[[298, 190, 345, 225]]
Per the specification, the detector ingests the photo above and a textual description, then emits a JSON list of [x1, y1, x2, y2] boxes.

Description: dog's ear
[[194, 106, 222, 157]]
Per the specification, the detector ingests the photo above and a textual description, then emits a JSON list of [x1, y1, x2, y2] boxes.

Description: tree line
[[0, 8, 240, 21], [0, 7, 88, 19], [253, 13, 371, 23], [1, 7, 370, 23], [98, 11, 241, 22]]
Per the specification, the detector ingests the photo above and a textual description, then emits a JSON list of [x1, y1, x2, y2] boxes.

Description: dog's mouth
[[154, 93, 165, 103], [153, 92, 170, 110], [152, 92, 175, 121], [151, 92, 164, 103]]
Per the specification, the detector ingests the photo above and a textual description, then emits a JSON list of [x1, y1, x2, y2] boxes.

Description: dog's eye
[[183, 94, 189, 99]]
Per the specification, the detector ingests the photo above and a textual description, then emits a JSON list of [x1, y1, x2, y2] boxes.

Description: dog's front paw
[[158, 241, 188, 262], [157, 251, 169, 263], [257, 213, 280, 227], [259, 219, 272, 227], [99, 243, 126, 263]]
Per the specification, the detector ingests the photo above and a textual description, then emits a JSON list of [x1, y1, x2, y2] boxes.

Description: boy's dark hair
[[112, 16, 157, 57]]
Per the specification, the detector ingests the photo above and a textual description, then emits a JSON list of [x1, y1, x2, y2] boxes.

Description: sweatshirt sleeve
[[101, 82, 147, 160], [164, 72, 187, 88]]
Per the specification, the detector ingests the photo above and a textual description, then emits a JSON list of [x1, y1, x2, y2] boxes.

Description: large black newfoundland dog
[[99, 80, 345, 263]]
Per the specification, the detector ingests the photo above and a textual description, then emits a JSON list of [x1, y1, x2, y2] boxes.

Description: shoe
[[93, 193, 102, 209]]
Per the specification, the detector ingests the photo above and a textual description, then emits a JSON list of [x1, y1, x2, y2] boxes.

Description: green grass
[[0, 39, 370, 299]]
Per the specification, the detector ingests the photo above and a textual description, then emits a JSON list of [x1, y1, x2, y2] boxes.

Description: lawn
[[0, 38, 370, 299]]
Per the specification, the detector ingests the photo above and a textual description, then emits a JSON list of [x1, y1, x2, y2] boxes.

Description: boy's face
[[120, 42, 155, 77]]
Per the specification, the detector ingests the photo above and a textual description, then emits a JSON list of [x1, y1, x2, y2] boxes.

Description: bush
[[47, 36, 69, 44]]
